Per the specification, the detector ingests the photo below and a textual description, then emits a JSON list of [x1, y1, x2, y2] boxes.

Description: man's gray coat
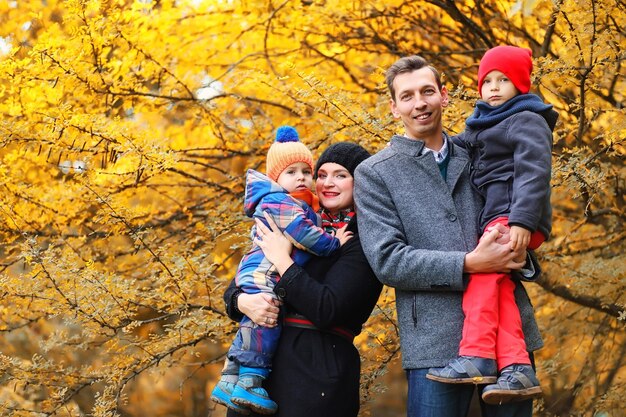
[[354, 134, 543, 370]]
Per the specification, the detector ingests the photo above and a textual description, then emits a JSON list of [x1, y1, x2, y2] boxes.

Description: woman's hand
[[254, 212, 295, 275], [237, 292, 281, 328]]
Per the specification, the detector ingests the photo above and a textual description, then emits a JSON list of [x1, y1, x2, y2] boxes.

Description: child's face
[[481, 70, 519, 106], [276, 162, 313, 192]]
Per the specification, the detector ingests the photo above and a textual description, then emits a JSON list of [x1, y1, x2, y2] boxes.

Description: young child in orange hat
[[211, 126, 351, 415]]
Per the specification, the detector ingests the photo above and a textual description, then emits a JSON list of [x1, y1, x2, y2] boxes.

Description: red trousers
[[459, 217, 544, 370]]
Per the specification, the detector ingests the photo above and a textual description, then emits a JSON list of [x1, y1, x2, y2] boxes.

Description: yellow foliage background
[[0, 0, 624, 416]]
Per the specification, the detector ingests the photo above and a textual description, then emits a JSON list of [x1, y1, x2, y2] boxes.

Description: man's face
[[390, 67, 449, 143]]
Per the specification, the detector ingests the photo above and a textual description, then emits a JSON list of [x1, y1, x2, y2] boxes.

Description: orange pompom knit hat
[[266, 126, 314, 182], [478, 45, 533, 97]]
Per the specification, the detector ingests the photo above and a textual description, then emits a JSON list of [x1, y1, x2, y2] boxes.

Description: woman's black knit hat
[[314, 142, 371, 178]]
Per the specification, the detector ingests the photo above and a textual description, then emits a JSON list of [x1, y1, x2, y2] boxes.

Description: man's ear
[[390, 98, 400, 118], [441, 86, 450, 108]]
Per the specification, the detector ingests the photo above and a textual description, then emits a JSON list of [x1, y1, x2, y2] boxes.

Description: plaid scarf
[[320, 208, 355, 233]]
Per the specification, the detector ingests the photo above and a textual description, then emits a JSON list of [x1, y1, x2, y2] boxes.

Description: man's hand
[[489, 223, 511, 245], [464, 227, 526, 273]]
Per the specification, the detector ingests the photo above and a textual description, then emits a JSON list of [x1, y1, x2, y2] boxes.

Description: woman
[[221, 142, 383, 417]]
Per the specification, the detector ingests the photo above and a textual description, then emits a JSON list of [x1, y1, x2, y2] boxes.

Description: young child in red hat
[[427, 45, 558, 405]]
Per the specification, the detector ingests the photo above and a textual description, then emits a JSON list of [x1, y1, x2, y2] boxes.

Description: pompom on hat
[[478, 45, 533, 97], [314, 142, 371, 179], [266, 125, 314, 182]]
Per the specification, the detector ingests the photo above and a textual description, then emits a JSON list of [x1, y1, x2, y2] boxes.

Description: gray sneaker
[[482, 364, 542, 404], [427, 356, 497, 384]]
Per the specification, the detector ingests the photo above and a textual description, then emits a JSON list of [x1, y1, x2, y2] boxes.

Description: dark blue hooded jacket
[[453, 94, 558, 238]]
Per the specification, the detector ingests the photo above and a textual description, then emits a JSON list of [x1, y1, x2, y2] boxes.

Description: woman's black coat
[[223, 216, 382, 417]]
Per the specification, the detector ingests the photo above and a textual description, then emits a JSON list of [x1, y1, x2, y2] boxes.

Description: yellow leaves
[[508, 0, 541, 17], [0, 0, 623, 415], [282, 60, 296, 71]]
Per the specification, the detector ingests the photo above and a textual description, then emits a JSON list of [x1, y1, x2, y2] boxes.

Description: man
[[354, 55, 543, 417]]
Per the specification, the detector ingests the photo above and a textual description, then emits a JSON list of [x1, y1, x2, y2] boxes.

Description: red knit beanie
[[478, 46, 533, 97]]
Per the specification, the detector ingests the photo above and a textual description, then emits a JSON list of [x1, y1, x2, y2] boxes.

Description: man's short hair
[[385, 56, 443, 101]]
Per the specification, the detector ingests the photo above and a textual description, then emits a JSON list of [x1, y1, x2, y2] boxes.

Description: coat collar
[[388, 132, 468, 191], [390, 132, 460, 158]]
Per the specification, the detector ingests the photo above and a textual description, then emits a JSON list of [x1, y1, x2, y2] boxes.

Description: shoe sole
[[211, 395, 252, 415], [211, 387, 251, 415], [426, 373, 497, 384], [231, 396, 277, 415], [482, 386, 543, 404]]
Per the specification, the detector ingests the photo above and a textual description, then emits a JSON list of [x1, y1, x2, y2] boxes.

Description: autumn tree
[[0, 0, 623, 416]]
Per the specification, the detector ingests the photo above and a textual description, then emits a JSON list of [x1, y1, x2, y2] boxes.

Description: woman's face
[[315, 162, 354, 214]]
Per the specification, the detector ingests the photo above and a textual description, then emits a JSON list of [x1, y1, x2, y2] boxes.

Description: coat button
[[448, 213, 457, 222], [276, 288, 286, 298]]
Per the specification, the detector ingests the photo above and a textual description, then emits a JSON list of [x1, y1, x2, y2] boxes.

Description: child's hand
[[510, 225, 531, 260], [335, 225, 354, 246]]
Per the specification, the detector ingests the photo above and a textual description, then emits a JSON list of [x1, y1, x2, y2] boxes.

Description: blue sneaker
[[210, 378, 251, 415], [230, 367, 278, 415]]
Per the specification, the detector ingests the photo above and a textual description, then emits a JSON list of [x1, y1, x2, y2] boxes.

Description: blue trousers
[[406, 368, 533, 417], [227, 315, 281, 368]]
